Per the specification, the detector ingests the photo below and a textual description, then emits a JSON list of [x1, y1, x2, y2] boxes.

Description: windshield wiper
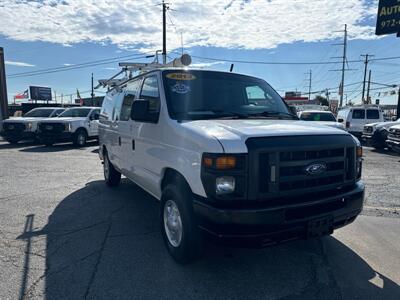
[[173, 110, 250, 120], [251, 111, 298, 120]]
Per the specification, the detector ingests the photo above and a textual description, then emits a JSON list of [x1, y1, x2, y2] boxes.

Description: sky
[[0, 0, 399, 105]]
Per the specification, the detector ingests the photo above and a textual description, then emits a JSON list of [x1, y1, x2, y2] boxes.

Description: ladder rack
[[95, 53, 191, 90]]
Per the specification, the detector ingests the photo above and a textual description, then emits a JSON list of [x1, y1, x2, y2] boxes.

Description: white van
[[337, 105, 384, 137], [98, 67, 364, 263]]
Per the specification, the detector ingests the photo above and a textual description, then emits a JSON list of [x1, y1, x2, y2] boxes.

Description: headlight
[[201, 153, 246, 199], [216, 176, 235, 195]]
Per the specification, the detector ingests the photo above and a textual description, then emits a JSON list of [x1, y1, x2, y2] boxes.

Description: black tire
[[160, 182, 203, 264], [73, 129, 87, 147], [103, 151, 121, 187]]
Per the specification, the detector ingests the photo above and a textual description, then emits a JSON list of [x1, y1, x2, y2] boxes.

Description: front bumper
[[361, 131, 387, 148], [0, 130, 35, 141], [37, 131, 73, 143], [193, 182, 364, 247], [387, 139, 400, 152]]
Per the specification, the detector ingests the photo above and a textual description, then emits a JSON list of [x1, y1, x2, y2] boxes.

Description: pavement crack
[[83, 206, 124, 299]]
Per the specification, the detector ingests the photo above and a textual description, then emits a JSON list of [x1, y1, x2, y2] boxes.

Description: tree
[[315, 95, 329, 106]]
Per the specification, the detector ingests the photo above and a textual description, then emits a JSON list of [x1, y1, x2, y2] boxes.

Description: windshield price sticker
[[166, 73, 196, 80]]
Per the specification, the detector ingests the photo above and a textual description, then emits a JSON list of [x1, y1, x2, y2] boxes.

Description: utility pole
[[339, 24, 347, 108], [331, 25, 355, 108], [366, 70, 372, 104], [162, 0, 168, 64], [308, 69, 312, 100], [91, 73, 94, 100], [54, 90, 57, 104], [397, 85, 400, 120], [0, 47, 9, 120], [361, 54, 374, 104]]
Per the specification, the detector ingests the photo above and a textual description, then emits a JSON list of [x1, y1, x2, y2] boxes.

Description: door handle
[[118, 137, 121, 146], [132, 139, 135, 150]]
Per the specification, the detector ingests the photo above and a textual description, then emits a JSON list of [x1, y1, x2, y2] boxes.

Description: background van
[[337, 106, 384, 137]]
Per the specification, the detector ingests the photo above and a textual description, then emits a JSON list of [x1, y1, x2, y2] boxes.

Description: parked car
[[0, 107, 65, 144], [98, 68, 364, 264], [37, 107, 100, 146], [386, 124, 400, 153], [298, 110, 344, 130], [337, 105, 384, 137], [362, 119, 400, 149]]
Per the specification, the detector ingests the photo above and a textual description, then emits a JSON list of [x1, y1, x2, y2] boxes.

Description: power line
[[183, 53, 400, 66], [7, 52, 154, 78]]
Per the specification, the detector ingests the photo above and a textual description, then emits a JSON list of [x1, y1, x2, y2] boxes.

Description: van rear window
[[352, 109, 365, 119], [367, 110, 379, 119]]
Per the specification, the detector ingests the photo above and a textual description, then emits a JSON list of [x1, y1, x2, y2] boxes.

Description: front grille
[[39, 123, 65, 133], [3, 122, 26, 132], [388, 128, 400, 140], [246, 135, 357, 202]]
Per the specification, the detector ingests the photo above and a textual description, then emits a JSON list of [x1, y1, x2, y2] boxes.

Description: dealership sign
[[376, 0, 400, 36], [29, 86, 52, 101]]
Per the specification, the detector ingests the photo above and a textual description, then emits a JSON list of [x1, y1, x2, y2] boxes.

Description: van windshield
[[162, 70, 294, 120]]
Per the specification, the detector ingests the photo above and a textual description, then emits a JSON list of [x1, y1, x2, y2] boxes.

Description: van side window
[[113, 93, 125, 121], [352, 109, 365, 119], [140, 76, 160, 112], [100, 95, 114, 121], [120, 94, 135, 121], [367, 109, 379, 119]]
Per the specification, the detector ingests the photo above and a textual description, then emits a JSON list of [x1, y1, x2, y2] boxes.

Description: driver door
[[88, 109, 100, 137]]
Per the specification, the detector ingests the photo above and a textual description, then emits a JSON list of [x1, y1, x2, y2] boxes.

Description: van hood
[[181, 119, 349, 152]]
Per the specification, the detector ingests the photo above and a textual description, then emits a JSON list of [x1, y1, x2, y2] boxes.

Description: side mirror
[[337, 118, 344, 123], [131, 99, 159, 123]]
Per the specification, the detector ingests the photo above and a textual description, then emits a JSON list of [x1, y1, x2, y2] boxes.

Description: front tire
[[103, 152, 121, 187], [73, 129, 87, 147], [160, 183, 203, 264]]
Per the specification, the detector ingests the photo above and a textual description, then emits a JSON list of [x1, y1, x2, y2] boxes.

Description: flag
[[76, 89, 82, 99], [14, 89, 28, 99]]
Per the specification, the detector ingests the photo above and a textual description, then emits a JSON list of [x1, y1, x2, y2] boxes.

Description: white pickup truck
[[37, 107, 100, 146], [98, 68, 364, 264], [0, 107, 65, 144]]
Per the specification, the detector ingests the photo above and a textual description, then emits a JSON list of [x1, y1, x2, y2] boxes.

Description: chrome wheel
[[163, 200, 183, 247], [77, 133, 86, 146]]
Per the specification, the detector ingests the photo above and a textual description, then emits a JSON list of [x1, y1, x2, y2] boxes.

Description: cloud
[[63, 63, 74, 66], [0, 0, 377, 52], [5, 60, 35, 67]]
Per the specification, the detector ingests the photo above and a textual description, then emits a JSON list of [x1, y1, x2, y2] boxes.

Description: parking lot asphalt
[[0, 141, 399, 300]]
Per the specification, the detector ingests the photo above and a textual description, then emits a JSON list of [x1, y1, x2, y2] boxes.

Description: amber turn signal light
[[215, 156, 236, 169], [356, 146, 363, 158]]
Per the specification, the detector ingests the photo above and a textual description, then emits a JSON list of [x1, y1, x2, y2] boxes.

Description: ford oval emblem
[[305, 162, 327, 176]]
